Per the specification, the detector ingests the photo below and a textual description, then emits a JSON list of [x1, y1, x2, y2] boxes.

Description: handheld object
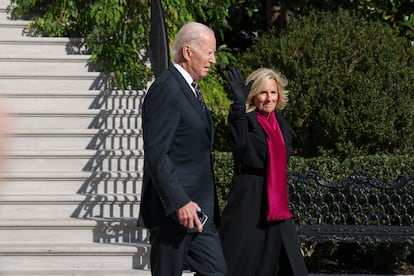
[[197, 211, 208, 227]]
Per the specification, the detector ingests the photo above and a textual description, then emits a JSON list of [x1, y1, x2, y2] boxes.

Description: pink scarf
[[256, 111, 292, 221]]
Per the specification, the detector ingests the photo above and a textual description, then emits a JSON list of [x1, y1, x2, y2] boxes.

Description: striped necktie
[[191, 81, 207, 112]]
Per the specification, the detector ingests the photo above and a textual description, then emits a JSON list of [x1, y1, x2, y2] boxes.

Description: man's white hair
[[171, 22, 215, 61]]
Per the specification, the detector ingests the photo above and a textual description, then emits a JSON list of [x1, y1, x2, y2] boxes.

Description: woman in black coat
[[220, 68, 308, 276]]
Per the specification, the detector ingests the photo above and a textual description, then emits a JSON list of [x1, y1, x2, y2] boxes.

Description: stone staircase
[[0, 0, 151, 274]]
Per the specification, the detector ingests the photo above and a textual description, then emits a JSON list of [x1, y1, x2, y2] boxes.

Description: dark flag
[[149, 0, 169, 78]]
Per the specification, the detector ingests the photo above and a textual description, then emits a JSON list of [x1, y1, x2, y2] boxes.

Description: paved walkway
[[133, 270, 413, 276], [5, 270, 412, 275]]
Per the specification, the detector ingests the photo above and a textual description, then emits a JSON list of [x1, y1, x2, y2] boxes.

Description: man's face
[[187, 33, 216, 80]]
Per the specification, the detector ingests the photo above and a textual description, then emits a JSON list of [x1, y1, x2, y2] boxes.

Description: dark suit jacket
[[138, 65, 220, 232]]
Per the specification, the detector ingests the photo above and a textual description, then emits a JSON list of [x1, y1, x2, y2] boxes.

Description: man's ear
[[182, 44, 191, 61]]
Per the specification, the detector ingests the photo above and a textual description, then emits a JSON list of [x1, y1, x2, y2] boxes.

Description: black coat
[[221, 104, 308, 276], [137, 65, 221, 232]]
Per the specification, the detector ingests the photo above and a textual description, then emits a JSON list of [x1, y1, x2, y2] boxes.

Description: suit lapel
[[206, 109, 214, 147], [170, 66, 214, 140]]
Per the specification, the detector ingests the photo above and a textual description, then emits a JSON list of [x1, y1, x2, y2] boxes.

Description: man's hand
[[176, 201, 203, 232], [226, 68, 253, 105]]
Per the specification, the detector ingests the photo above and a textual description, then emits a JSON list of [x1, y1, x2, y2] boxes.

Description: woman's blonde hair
[[245, 68, 289, 113]]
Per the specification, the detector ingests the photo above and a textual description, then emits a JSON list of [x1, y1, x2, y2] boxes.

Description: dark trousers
[[150, 228, 227, 276]]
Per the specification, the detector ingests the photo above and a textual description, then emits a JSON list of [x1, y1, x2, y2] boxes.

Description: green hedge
[[237, 9, 414, 159], [215, 151, 414, 208]]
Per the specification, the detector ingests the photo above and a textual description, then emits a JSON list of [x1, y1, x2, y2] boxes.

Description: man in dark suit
[[138, 22, 228, 276]]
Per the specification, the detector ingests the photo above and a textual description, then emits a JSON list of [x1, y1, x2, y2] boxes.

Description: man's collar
[[172, 61, 194, 86]]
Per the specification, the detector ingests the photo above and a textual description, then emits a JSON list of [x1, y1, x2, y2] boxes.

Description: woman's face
[[253, 78, 278, 117]]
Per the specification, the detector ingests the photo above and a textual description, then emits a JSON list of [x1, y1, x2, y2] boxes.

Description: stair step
[[0, 72, 108, 90], [0, 14, 7, 22], [8, 107, 140, 114], [0, 7, 151, 273], [88, 217, 148, 244], [0, 55, 99, 74], [0, 37, 86, 55], [0, 0, 10, 5], [0, 6, 12, 21], [0, 242, 143, 270], [0, 0, 11, 7], [0, 171, 143, 195], [0, 193, 141, 202], [6, 129, 143, 151], [0, 19, 32, 38], [0, 218, 147, 244], [0, 194, 141, 219], [9, 109, 142, 130], [4, 90, 143, 112], [2, 89, 145, 97], [0, 218, 96, 243], [2, 149, 144, 172], [0, 269, 161, 276]]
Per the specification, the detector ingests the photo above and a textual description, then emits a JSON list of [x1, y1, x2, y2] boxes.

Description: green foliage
[[359, 243, 413, 270], [305, 242, 414, 273], [214, 151, 234, 209], [218, 0, 414, 53], [10, 0, 235, 145], [200, 66, 232, 152], [11, 0, 95, 37], [10, 0, 235, 90], [160, 1, 235, 149], [11, 0, 151, 89], [341, 0, 414, 41], [289, 153, 414, 183], [215, 152, 414, 198], [86, 0, 151, 89], [238, 9, 414, 158], [284, 1, 414, 43], [221, 0, 267, 51], [162, 0, 232, 43]]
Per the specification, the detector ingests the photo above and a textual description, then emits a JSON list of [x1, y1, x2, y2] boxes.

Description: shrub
[[200, 70, 232, 152], [238, 9, 414, 159], [216, 151, 414, 224], [215, 152, 414, 197], [214, 151, 233, 210]]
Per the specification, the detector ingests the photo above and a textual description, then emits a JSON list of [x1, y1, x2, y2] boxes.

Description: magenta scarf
[[256, 111, 292, 221]]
